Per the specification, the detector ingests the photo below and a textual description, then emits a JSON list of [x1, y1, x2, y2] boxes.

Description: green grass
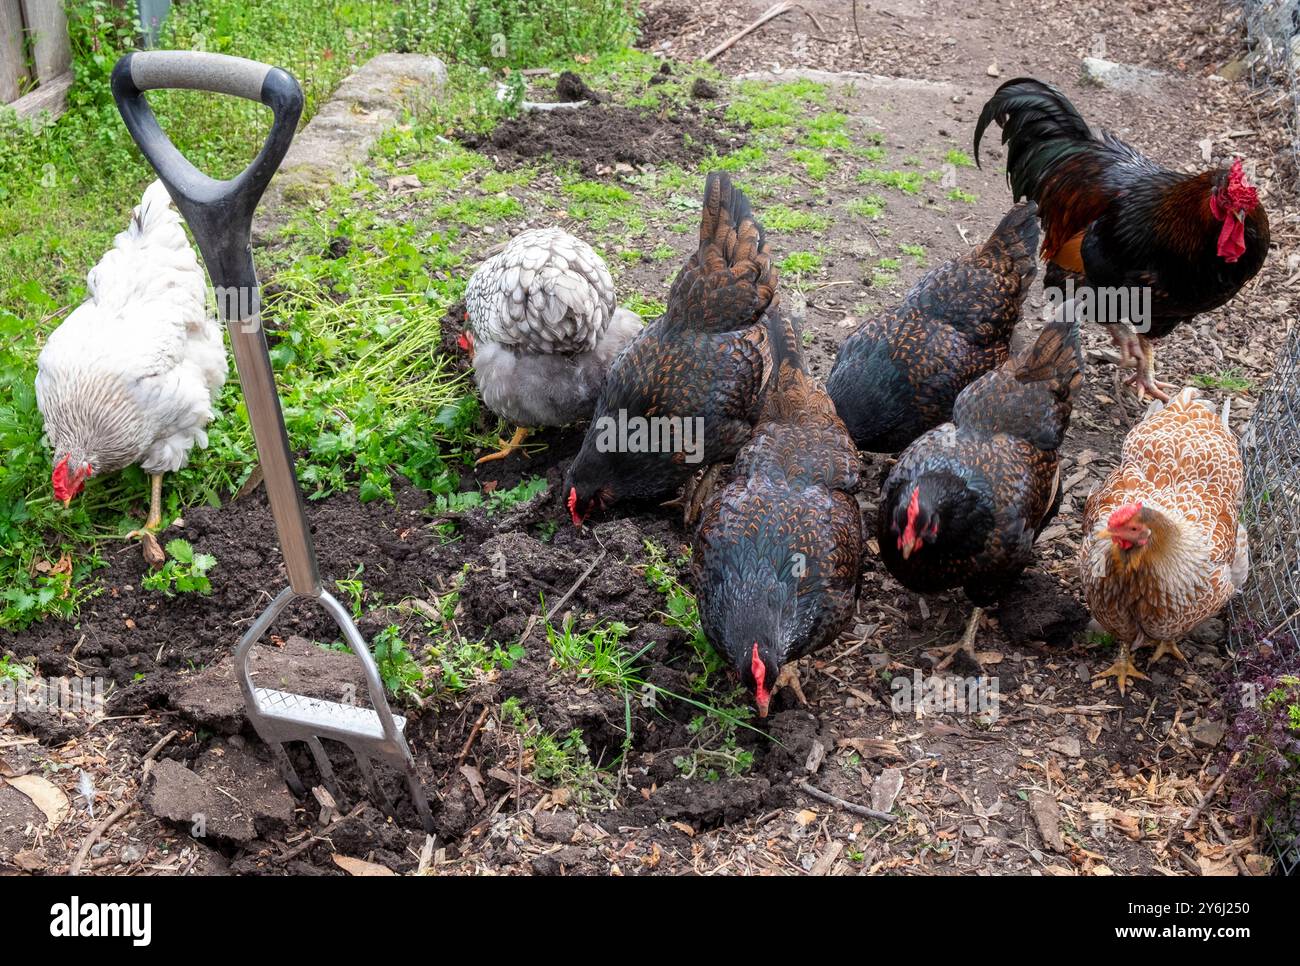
[[944, 149, 976, 168], [762, 205, 833, 233], [1192, 369, 1254, 393], [857, 168, 927, 194], [947, 188, 978, 203], [899, 243, 927, 265], [779, 251, 823, 276], [725, 78, 828, 130], [846, 195, 887, 219]]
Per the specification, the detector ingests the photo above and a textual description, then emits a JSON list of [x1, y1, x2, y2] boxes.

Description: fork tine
[[270, 741, 306, 796], [306, 737, 341, 799]]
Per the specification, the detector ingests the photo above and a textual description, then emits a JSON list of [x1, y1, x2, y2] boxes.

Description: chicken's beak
[[900, 538, 917, 561], [61, 496, 71, 509], [1235, 209, 1247, 224]]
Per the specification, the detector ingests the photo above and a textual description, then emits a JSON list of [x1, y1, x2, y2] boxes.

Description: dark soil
[[458, 101, 744, 177]]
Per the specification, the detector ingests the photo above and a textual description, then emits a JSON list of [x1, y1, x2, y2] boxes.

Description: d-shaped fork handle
[[112, 52, 319, 595]]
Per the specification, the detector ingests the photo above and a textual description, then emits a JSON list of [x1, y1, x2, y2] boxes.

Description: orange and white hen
[[1079, 387, 1248, 693]]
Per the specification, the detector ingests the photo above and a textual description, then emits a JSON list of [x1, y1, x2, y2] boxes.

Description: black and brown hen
[[565, 172, 780, 525], [877, 310, 1083, 670], [826, 202, 1039, 453], [692, 314, 863, 717]]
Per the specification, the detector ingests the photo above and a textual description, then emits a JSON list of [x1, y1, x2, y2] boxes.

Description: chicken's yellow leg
[[930, 606, 985, 671], [475, 426, 531, 465], [1094, 640, 1149, 695], [1124, 337, 1177, 403], [126, 473, 166, 568], [773, 662, 808, 709], [1147, 639, 1187, 665]]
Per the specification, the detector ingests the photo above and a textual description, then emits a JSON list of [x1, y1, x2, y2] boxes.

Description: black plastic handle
[[111, 51, 303, 291]]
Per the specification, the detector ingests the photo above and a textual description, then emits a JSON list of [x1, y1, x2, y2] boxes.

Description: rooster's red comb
[[1223, 158, 1260, 211]]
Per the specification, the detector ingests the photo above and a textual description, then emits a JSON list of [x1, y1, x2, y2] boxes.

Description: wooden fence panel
[[23, 0, 70, 82], [0, 0, 29, 105]]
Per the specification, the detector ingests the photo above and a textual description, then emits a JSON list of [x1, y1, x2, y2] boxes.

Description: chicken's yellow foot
[[475, 427, 531, 465], [125, 473, 167, 569], [773, 662, 808, 709], [1148, 639, 1188, 665], [930, 606, 985, 672], [1093, 642, 1149, 695], [1123, 338, 1176, 403]]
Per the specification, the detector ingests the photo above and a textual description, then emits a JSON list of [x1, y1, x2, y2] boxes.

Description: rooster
[[692, 313, 863, 717], [1080, 388, 1247, 694], [36, 180, 225, 565], [878, 311, 1083, 669], [826, 202, 1039, 452], [974, 78, 1269, 401], [460, 227, 642, 464], [565, 172, 779, 525]]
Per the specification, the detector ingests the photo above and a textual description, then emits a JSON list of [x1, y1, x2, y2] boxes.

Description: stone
[[1081, 58, 1171, 99], [143, 742, 294, 844], [1028, 790, 1066, 853], [870, 768, 905, 814], [1189, 719, 1226, 748], [256, 54, 447, 236], [1189, 618, 1226, 647], [533, 810, 578, 844], [1048, 736, 1082, 759]]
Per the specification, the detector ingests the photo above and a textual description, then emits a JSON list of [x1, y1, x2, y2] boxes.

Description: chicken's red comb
[[1106, 502, 1143, 530], [567, 486, 582, 528], [1224, 158, 1259, 211]]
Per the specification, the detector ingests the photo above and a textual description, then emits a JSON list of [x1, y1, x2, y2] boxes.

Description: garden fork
[[112, 50, 433, 832]]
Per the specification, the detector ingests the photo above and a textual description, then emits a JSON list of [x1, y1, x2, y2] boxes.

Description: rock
[[143, 742, 294, 844], [1189, 618, 1226, 647], [530, 845, 585, 875], [690, 77, 719, 99], [170, 635, 367, 734], [1081, 58, 1171, 98], [118, 843, 144, 864], [870, 768, 905, 814], [533, 810, 578, 844], [1048, 736, 1082, 759], [1028, 790, 1066, 853], [256, 54, 447, 235], [1189, 719, 1226, 748]]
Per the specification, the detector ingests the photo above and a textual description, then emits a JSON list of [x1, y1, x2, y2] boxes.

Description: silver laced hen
[[461, 227, 641, 463]]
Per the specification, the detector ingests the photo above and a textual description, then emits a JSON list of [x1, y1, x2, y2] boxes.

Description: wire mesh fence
[[1243, 0, 1300, 166]]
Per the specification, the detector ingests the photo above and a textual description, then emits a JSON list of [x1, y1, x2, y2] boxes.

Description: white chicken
[[460, 227, 641, 464], [36, 180, 226, 564]]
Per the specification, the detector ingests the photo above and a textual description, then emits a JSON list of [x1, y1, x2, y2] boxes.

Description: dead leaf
[[795, 809, 819, 827], [5, 774, 70, 829], [385, 174, 422, 193], [836, 736, 902, 760], [332, 854, 397, 876], [671, 821, 695, 837]]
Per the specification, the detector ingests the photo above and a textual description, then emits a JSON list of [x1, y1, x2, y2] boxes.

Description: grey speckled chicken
[[460, 227, 642, 463]]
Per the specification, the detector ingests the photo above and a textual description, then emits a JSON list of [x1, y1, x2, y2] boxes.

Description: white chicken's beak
[[62, 496, 72, 509]]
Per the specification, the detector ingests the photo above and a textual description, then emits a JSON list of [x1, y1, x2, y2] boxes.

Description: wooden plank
[[0, 0, 30, 105], [21, 0, 69, 82], [9, 66, 69, 123]]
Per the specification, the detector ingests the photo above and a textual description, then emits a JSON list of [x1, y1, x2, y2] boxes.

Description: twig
[[1161, 752, 1238, 851], [852, 0, 868, 63], [795, 780, 899, 823], [454, 705, 492, 770], [518, 549, 607, 647], [703, 2, 794, 62], [69, 729, 176, 876]]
